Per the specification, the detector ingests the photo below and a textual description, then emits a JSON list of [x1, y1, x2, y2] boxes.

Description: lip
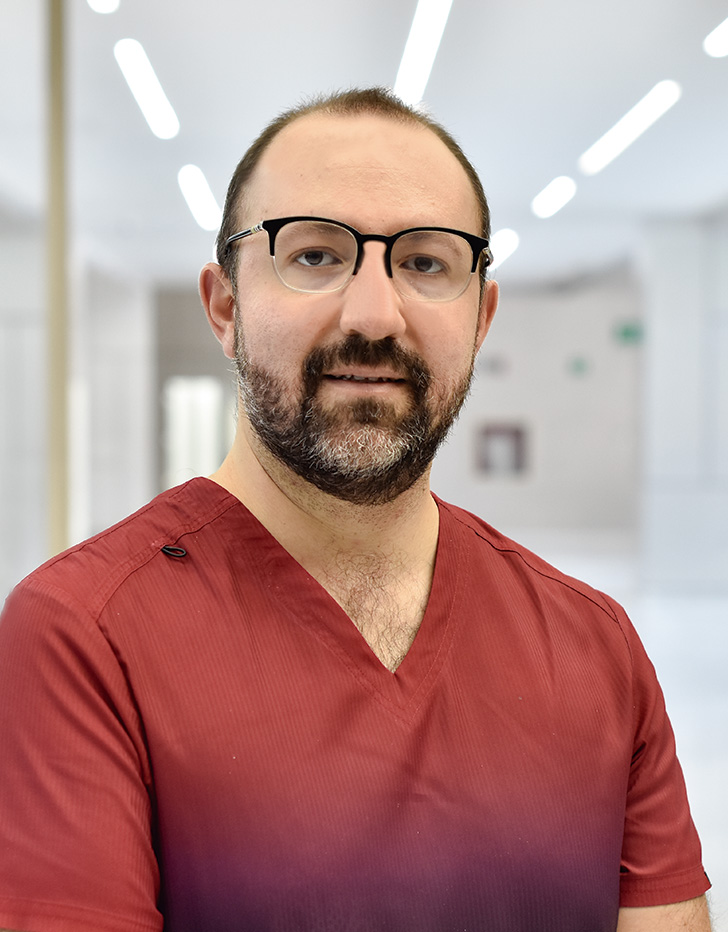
[[323, 368, 407, 384]]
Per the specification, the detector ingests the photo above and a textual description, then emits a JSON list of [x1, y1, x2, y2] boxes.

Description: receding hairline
[[240, 109, 480, 226], [216, 87, 491, 285]]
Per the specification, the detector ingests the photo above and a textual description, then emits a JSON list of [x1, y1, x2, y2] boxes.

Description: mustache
[[302, 335, 431, 401]]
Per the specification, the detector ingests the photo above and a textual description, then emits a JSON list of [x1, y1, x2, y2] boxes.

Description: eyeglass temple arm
[[224, 221, 265, 252]]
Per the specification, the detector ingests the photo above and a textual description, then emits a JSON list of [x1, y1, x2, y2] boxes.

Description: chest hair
[[316, 550, 432, 672]]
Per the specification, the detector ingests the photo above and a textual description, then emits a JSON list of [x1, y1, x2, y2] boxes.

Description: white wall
[[0, 229, 47, 597], [0, 230, 157, 599], [155, 286, 236, 490], [431, 267, 643, 536], [69, 261, 156, 542], [638, 211, 728, 592]]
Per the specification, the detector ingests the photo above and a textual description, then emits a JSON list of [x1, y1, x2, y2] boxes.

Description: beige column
[[47, 0, 69, 555]]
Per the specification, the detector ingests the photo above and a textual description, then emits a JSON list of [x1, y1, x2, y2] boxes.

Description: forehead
[[244, 112, 481, 234]]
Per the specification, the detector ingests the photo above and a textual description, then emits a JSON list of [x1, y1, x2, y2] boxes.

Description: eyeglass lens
[[272, 220, 475, 300]]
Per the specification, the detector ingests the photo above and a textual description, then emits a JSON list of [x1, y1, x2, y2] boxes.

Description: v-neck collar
[[213, 483, 467, 720]]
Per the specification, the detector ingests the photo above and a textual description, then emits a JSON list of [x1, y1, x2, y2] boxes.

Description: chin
[[314, 424, 410, 474]]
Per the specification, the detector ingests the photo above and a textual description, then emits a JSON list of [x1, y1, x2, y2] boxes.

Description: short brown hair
[[216, 87, 491, 288]]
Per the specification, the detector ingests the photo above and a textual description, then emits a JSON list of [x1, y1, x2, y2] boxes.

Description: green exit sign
[[614, 321, 644, 345]]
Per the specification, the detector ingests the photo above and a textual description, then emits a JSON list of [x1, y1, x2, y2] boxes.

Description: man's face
[[229, 112, 497, 505]]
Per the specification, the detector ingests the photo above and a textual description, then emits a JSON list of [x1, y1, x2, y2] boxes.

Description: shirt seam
[[440, 500, 632, 648], [25, 484, 242, 627]]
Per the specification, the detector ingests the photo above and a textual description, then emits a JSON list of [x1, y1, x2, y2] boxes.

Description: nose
[[337, 242, 407, 341]]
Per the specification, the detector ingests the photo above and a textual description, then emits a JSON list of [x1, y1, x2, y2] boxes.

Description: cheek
[[235, 306, 315, 380], [424, 317, 480, 378], [236, 287, 341, 368]]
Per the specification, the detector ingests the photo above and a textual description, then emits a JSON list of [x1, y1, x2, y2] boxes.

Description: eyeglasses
[[223, 216, 493, 302]]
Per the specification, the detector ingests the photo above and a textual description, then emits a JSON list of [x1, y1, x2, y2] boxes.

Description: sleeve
[[0, 576, 163, 932], [616, 601, 711, 907]]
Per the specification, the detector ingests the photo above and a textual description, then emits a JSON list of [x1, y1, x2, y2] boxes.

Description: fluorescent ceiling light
[[489, 228, 520, 269], [178, 165, 222, 231], [531, 176, 577, 219], [394, 0, 454, 104], [87, 0, 120, 11], [703, 16, 728, 57], [578, 80, 681, 176], [114, 38, 180, 140]]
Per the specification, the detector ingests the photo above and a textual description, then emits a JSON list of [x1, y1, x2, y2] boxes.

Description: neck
[[210, 417, 440, 574], [212, 417, 442, 671]]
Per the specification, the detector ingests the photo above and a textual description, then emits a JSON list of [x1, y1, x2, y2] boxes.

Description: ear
[[199, 262, 236, 359], [474, 279, 499, 353]]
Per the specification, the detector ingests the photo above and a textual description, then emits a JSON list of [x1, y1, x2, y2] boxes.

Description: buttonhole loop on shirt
[[161, 544, 187, 558]]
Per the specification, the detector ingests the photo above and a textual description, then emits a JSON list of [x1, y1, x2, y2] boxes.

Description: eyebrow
[[396, 229, 463, 248], [303, 221, 353, 235]]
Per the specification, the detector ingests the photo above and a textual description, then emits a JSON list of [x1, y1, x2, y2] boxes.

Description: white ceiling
[[2, 0, 728, 288]]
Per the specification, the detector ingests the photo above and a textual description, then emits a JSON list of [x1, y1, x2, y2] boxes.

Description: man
[[0, 88, 712, 931]]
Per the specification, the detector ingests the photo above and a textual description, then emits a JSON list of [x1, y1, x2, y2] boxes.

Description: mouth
[[324, 374, 407, 384]]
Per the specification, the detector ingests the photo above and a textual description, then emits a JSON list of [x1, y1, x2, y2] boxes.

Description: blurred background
[[1, 0, 727, 923]]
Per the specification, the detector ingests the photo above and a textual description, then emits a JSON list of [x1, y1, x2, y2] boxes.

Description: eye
[[401, 254, 446, 275], [293, 249, 342, 268]]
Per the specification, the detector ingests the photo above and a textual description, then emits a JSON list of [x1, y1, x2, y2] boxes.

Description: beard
[[234, 328, 474, 506]]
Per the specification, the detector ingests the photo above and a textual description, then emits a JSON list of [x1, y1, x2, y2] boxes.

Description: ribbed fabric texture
[[0, 478, 709, 931]]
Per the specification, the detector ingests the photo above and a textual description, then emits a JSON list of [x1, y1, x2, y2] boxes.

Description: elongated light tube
[[394, 0, 454, 105], [703, 16, 728, 57], [531, 176, 577, 219], [178, 165, 222, 231], [87, 0, 120, 11], [114, 38, 180, 139], [578, 80, 681, 176], [489, 228, 520, 269]]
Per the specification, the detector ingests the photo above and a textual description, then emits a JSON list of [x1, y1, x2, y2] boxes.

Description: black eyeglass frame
[[223, 216, 494, 285]]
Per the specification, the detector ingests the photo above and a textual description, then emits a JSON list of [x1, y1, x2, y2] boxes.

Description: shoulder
[[435, 497, 678, 755], [4, 478, 242, 623], [436, 496, 635, 650], [437, 496, 618, 605]]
